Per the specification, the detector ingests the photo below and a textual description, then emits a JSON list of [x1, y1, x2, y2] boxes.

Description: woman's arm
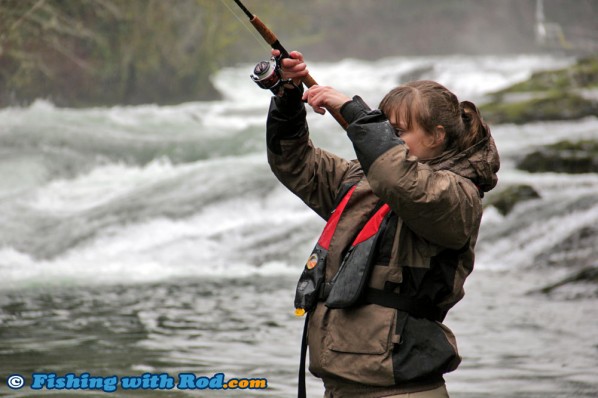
[[266, 52, 360, 219], [341, 98, 482, 249]]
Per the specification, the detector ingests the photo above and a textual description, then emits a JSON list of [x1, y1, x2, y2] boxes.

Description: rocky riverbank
[[482, 56, 598, 215], [480, 57, 598, 297]]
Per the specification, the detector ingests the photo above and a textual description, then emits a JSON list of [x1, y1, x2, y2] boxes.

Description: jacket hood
[[429, 125, 500, 194]]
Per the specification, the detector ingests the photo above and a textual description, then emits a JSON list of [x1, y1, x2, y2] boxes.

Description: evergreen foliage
[[0, 0, 251, 107]]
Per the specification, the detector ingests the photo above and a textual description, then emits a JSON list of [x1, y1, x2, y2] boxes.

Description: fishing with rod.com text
[[4, 372, 268, 392]]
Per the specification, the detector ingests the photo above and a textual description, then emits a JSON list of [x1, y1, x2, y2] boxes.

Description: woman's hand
[[271, 49, 308, 87], [272, 49, 351, 116], [302, 85, 352, 115]]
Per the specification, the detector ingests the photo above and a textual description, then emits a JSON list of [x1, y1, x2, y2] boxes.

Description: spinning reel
[[250, 55, 296, 97]]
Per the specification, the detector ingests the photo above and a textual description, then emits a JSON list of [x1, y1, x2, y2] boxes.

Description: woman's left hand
[[302, 85, 351, 115]]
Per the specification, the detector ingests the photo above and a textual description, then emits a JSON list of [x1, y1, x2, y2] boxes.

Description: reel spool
[[250, 56, 293, 96]]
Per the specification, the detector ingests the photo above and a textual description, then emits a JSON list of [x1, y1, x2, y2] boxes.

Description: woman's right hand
[[272, 49, 351, 117], [302, 85, 352, 116], [271, 49, 308, 87]]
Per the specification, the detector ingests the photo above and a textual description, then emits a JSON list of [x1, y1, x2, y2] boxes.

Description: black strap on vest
[[298, 312, 310, 398], [364, 288, 443, 322]]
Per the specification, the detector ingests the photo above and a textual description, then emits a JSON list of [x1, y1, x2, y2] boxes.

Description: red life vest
[[294, 185, 391, 314]]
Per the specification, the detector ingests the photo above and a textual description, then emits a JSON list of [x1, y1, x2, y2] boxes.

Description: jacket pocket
[[392, 313, 461, 383], [322, 304, 397, 386]]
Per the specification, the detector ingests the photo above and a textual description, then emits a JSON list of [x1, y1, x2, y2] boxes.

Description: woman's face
[[388, 109, 445, 160]]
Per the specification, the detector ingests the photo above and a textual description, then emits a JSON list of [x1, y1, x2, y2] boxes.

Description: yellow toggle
[[294, 308, 306, 317]]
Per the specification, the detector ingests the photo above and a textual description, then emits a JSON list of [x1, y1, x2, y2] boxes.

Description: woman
[[266, 50, 500, 397]]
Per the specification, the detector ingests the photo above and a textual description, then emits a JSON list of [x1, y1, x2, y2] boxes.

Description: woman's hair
[[378, 80, 487, 152]]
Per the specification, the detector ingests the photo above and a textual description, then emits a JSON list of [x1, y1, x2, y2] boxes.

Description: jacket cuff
[[266, 86, 308, 155], [340, 96, 372, 124], [273, 84, 305, 116], [346, 109, 404, 175]]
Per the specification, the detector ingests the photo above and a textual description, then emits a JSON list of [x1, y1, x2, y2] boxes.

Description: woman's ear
[[425, 125, 446, 149], [433, 125, 446, 148]]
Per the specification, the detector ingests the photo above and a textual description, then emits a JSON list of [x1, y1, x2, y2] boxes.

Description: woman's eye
[[394, 128, 405, 137]]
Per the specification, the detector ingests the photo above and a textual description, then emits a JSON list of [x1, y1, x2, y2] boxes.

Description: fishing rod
[[232, 0, 348, 129]]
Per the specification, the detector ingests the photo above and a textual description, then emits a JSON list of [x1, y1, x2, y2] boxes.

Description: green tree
[[0, 0, 252, 107]]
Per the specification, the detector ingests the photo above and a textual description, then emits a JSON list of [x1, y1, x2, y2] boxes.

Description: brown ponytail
[[379, 80, 488, 153], [458, 100, 488, 151]]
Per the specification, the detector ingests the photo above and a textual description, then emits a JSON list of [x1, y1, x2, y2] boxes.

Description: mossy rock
[[480, 56, 598, 124], [517, 140, 598, 173], [493, 56, 598, 95], [480, 91, 598, 125], [484, 184, 541, 215]]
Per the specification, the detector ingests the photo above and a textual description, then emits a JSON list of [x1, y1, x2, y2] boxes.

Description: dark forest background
[[1, 0, 597, 107]]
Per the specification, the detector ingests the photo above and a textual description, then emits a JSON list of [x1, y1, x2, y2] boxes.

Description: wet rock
[[532, 225, 598, 299], [480, 56, 598, 124], [496, 56, 598, 93], [484, 184, 541, 215], [398, 65, 434, 84], [536, 225, 598, 269], [516, 140, 598, 174], [536, 267, 598, 299], [481, 92, 598, 124]]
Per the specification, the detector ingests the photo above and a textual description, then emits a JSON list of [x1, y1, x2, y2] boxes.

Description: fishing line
[[216, 0, 271, 52]]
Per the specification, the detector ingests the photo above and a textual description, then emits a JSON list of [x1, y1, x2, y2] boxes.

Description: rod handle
[[250, 16, 348, 130]]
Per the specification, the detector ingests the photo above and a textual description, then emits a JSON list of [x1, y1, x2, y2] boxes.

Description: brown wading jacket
[[266, 87, 500, 397]]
